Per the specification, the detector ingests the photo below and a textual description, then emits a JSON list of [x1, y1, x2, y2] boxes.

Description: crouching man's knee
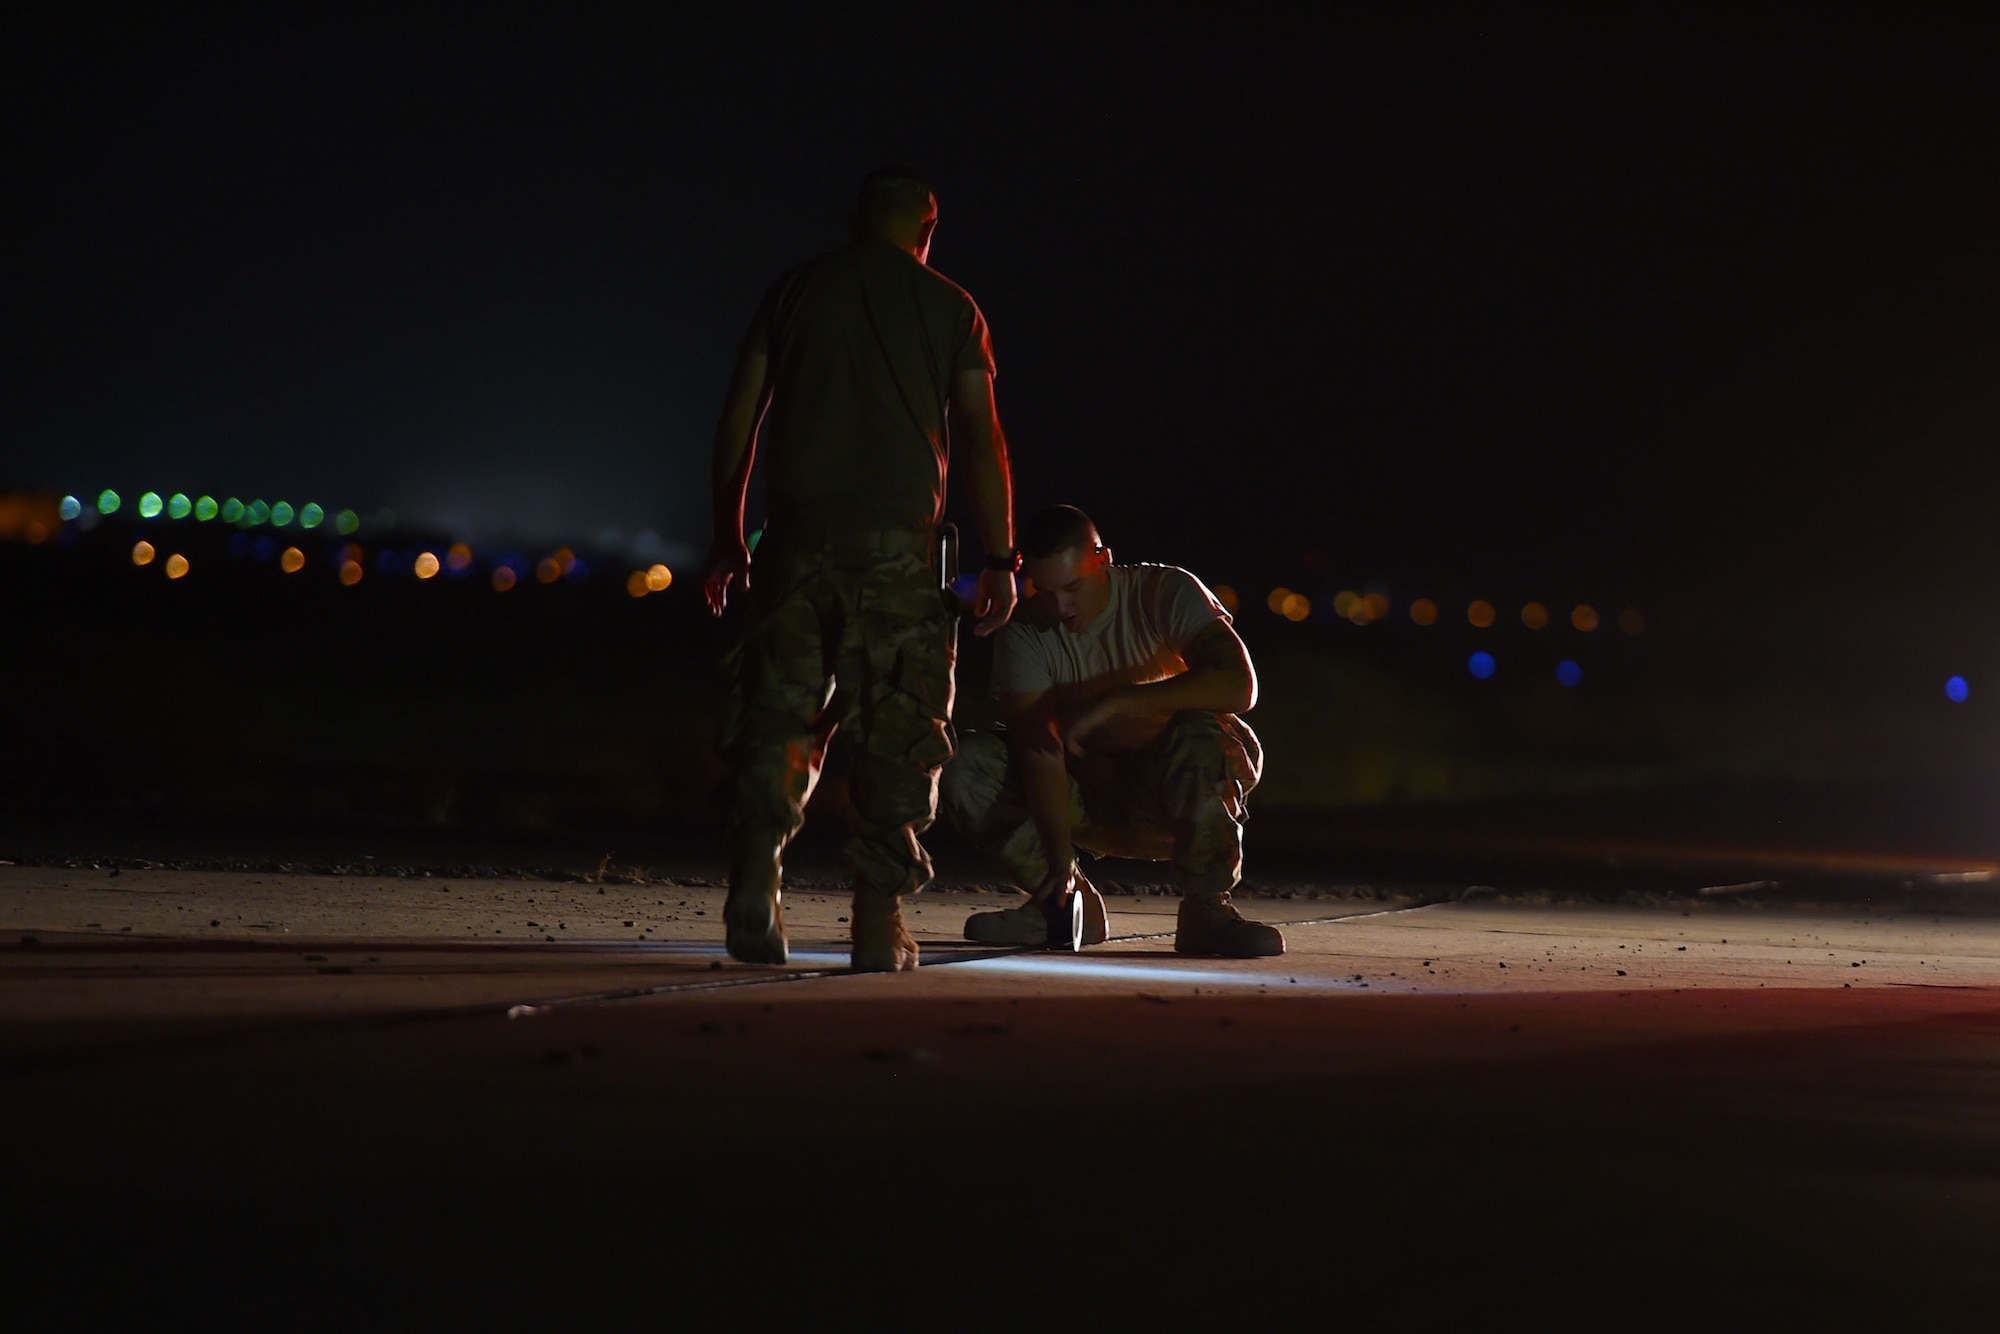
[[939, 730, 1012, 836]]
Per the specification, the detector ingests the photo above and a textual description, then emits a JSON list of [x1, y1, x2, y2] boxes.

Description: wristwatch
[[984, 550, 1022, 573]]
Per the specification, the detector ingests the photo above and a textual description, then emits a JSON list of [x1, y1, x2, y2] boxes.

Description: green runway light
[[195, 496, 218, 520], [270, 501, 295, 526], [334, 509, 360, 535], [167, 493, 192, 519], [138, 492, 163, 518], [60, 496, 82, 520], [245, 499, 271, 526], [97, 490, 122, 515], [220, 498, 244, 523], [299, 503, 324, 529]]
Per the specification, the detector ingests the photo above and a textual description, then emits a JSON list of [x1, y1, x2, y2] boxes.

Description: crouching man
[[940, 505, 1284, 957]]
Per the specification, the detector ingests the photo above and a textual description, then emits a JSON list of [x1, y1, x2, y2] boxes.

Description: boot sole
[[724, 894, 788, 965]]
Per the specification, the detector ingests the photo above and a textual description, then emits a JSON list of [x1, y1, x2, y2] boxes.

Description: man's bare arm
[[1064, 621, 1258, 756], [947, 367, 1016, 637], [997, 688, 1074, 900], [701, 345, 771, 616]]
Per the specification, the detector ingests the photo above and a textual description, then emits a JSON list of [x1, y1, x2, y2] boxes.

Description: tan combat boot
[[1174, 891, 1285, 958], [850, 889, 919, 972], [724, 841, 788, 965], [963, 871, 1110, 946]]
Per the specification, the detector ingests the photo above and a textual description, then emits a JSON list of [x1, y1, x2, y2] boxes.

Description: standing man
[[940, 505, 1285, 957], [703, 167, 1018, 972]]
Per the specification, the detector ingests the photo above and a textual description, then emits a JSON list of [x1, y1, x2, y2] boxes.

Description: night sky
[[8, 8, 1997, 605]]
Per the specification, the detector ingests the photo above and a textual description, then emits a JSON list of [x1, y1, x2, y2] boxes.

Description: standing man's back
[[702, 167, 1020, 972]]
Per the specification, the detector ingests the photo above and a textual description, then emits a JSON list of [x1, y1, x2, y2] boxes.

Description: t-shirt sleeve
[[740, 274, 786, 357], [989, 624, 1051, 696], [1156, 568, 1232, 650], [955, 297, 996, 376]]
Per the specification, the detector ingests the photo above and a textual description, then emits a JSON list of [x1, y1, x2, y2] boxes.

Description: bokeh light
[[375, 549, 401, 574], [1266, 587, 1293, 614], [59, 496, 81, 520], [253, 537, 278, 562], [1332, 590, 1360, 619], [270, 501, 295, 527], [1409, 598, 1437, 626], [97, 490, 122, 515], [334, 509, 360, 535], [492, 566, 517, 591], [1212, 583, 1240, 615], [164, 554, 189, 579], [1521, 602, 1548, 630], [1363, 592, 1390, 621], [299, 503, 324, 529], [536, 557, 562, 584], [245, 499, 271, 526], [195, 496, 218, 520], [446, 543, 473, 573], [220, 498, 245, 523], [1946, 676, 1969, 704], [280, 546, 305, 573], [341, 542, 364, 565], [1281, 592, 1311, 622], [131, 540, 155, 566], [339, 560, 363, 586], [554, 547, 577, 573], [1555, 659, 1583, 688], [1468, 651, 1497, 679], [1572, 604, 1600, 632], [626, 570, 651, 598], [138, 492, 163, 518], [415, 552, 440, 579], [1467, 600, 1496, 628], [646, 564, 673, 592], [1619, 607, 1645, 636], [167, 493, 191, 520]]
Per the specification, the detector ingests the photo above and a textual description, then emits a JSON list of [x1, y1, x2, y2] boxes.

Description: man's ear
[[1097, 546, 1113, 568]]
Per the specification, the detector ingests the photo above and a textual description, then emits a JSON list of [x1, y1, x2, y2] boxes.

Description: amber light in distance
[[1467, 600, 1496, 628], [280, 547, 306, 573], [1572, 604, 1600, 632], [1521, 602, 1548, 630], [1409, 598, 1437, 626]]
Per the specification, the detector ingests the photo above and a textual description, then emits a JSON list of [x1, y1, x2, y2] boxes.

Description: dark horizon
[[8, 9, 1998, 611]]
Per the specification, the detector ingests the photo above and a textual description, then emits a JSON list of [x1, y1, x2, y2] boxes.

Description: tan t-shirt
[[991, 563, 1231, 751], [744, 238, 995, 532]]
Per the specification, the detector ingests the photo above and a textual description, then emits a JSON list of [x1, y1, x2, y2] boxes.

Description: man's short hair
[[1019, 505, 1101, 560], [856, 166, 938, 224]]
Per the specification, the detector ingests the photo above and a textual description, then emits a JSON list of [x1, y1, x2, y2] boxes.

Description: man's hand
[[1064, 690, 1129, 759], [702, 537, 751, 617], [1029, 865, 1074, 906], [972, 566, 1017, 637]]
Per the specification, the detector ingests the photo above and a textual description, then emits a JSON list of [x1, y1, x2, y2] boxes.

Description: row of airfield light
[[53, 489, 676, 597], [1240, 584, 1647, 636]]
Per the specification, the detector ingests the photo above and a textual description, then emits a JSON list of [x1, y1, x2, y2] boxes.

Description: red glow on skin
[[1024, 544, 1114, 634]]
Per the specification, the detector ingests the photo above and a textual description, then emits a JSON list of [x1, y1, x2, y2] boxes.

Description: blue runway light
[[227, 532, 251, 558], [1468, 651, 1496, 680], [97, 490, 122, 515], [59, 496, 81, 520], [252, 536, 278, 562], [138, 492, 163, 518], [1946, 676, 1969, 704], [1555, 659, 1582, 688]]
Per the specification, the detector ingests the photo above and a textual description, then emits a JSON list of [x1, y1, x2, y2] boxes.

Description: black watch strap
[[984, 551, 1022, 573]]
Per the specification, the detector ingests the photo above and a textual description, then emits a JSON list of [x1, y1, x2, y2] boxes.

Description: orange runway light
[[1521, 601, 1548, 630], [626, 570, 651, 598], [280, 546, 305, 573], [446, 543, 473, 573], [164, 554, 189, 580], [1212, 583, 1240, 615], [1266, 587, 1293, 614], [492, 567, 517, 591], [131, 541, 156, 567], [339, 560, 363, 586], [1409, 598, 1437, 626], [1572, 604, 1600, 632], [1281, 592, 1311, 622], [1467, 600, 1496, 628], [536, 558, 562, 584], [414, 552, 440, 579], [645, 564, 673, 592]]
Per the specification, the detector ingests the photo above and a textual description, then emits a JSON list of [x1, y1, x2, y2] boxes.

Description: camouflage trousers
[[939, 711, 1262, 898], [721, 529, 957, 900]]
